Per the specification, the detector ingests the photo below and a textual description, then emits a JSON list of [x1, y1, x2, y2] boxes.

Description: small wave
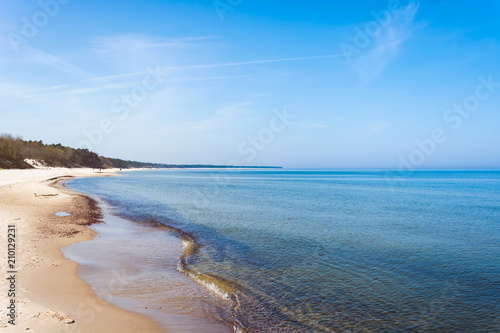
[[177, 235, 238, 303], [177, 261, 233, 301], [175, 231, 252, 332], [131, 215, 247, 331]]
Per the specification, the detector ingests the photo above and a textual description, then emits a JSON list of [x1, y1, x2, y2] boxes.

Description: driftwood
[[34, 193, 59, 197], [46, 175, 73, 181]]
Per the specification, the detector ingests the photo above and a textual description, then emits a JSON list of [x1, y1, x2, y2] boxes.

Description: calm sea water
[[69, 169, 500, 332]]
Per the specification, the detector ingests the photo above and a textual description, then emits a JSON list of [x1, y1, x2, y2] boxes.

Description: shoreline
[[63, 179, 234, 333], [0, 168, 163, 332]]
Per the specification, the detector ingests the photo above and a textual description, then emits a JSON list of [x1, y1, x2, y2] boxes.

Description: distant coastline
[[0, 134, 282, 170]]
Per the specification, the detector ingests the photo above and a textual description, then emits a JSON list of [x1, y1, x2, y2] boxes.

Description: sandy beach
[[0, 168, 163, 332]]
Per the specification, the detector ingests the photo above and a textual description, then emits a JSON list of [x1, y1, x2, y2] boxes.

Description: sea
[[64, 169, 500, 332]]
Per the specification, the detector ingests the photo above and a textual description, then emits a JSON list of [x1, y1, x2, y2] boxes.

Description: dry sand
[[0, 168, 163, 332]]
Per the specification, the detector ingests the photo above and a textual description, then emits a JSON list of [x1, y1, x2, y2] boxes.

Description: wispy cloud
[[83, 53, 342, 84], [0, 82, 24, 96], [351, 2, 420, 80], [169, 53, 344, 71], [22, 46, 95, 79], [91, 34, 218, 70], [0, 28, 346, 106], [92, 34, 217, 53], [0, 81, 64, 99], [4, 51, 342, 100], [172, 74, 259, 83]]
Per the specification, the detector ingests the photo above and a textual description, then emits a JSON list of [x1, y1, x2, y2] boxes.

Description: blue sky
[[1, 0, 499, 168]]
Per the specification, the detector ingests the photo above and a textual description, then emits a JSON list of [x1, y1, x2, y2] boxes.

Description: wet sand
[[0, 169, 163, 332], [0, 168, 234, 332], [62, 198, 233, 332]]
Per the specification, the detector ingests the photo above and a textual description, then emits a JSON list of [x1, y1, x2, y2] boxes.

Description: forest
[[0, 134, 281, 169], [0, 134, 172, 169]]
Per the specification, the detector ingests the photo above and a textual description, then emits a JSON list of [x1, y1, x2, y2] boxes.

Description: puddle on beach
[[54, 212, 71, 217], [62, 201, 232, 333]]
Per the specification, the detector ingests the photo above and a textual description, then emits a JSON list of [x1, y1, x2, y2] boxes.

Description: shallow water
[[62, 198, 232, 332], [54, 211, 71, 217], [68, 169, 500, 332]]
